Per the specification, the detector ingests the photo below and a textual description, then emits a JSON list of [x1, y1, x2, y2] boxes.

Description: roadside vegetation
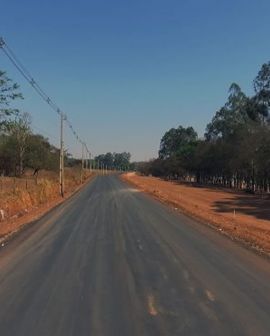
[[0, 69, 134, 237], [0, 70, 62, 176], [138, 61, 270, 194], [0, 69, 94, 237], [0, 69, 132, 176], [95, 152, 132, 171]]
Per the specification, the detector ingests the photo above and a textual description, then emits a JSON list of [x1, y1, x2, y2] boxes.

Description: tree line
[[0, 69, 132, 176], [138, 61, 270, 193], [0, 70, 79, 176], [94, 152, 131, 171]]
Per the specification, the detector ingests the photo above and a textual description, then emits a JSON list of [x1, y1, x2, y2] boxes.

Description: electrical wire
[[0, 37, 91, 157]]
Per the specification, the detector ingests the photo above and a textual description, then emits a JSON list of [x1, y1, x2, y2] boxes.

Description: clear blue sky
[[1, 0, 270, 160]]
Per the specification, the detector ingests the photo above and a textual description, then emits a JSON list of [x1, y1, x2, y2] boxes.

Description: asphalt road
[[0, 175, 270, 336]]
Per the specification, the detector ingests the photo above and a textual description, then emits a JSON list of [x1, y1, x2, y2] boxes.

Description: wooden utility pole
[[81, 142, 84, 184], [59, 112, 65, 197], [84, 145, 88, 170]]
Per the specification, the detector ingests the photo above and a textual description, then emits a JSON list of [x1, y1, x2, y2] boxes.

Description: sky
[[1, 0, 270, 161]]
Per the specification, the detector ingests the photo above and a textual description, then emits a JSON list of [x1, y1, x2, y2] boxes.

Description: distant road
[[0, 175, 270, 336]]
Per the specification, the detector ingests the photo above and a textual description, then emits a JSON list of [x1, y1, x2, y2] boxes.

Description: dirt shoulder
[[0, 169, 95, 242], [122, 173, 270, 256]]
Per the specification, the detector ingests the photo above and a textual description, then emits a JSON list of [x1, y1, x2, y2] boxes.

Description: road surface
[[0, 175, 270, 335]]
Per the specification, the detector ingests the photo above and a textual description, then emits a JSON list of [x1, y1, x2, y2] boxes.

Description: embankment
[[0, 168, 94, 239]]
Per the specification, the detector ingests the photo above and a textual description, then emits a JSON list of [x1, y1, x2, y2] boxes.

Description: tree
[[205, 83, 248, 140], [253, 61, 270, 122], [25, 134, 59, 173], [140, 60, 270, 192], [95, 152, 131, 170], [159, 126, 197, 159], [114, 152, 131, 170], [0, 70, 23, 128], [6, 112, 31, 175], [104, 152, 114, 168], [0, 134, 17, 175]]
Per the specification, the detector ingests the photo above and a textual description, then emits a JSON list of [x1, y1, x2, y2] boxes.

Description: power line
[[0, 36, 93, 195], [0, 37, 92, 157]]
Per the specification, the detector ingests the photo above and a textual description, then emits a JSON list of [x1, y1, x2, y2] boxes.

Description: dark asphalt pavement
[[0, 175, 270, 335]]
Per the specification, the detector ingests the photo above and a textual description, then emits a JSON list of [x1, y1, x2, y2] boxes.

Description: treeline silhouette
[[138, 61, 270, 193], [95, 152, 131, 171], [0, 70, 81, 176]]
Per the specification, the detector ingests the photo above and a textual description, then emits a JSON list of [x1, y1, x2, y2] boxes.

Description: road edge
[[121, 174, 270, 260], [0, 174, 97, 248]]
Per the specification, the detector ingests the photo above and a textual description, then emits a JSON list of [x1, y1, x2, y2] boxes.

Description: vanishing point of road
[[0, 175, 270, 336]]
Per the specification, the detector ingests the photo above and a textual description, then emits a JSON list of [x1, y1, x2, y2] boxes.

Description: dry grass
[[0, 168, 93, 238]]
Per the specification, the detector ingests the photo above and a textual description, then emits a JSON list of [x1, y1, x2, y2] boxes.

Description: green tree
[[0, 133, 17, 175], [25, 134, 59, 173], [6, 112, 31, 175], [139, 61, 270, 192], [95, 152, 131, 170], [113, 152, 131, 170], [253, 61, 270, 122], [159, 126, 197, 159], [104, 152, 114, 168], [205, 83, 248, 140], [0, 70, 23, 128]]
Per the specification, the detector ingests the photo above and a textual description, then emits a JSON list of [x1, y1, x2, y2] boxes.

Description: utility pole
[[89, 153, 92, 172], [59, 112, 65, 197], [81, 142, 84, 184], [84, 145, 87, 170], [85, 150, 88, 170]]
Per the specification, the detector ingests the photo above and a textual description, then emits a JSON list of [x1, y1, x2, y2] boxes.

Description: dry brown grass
[[0, 168, 93, 238]]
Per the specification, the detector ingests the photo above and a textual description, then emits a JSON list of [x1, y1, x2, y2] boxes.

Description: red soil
[[0, 169, 94, 240], [122, 173, 270, 256]]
